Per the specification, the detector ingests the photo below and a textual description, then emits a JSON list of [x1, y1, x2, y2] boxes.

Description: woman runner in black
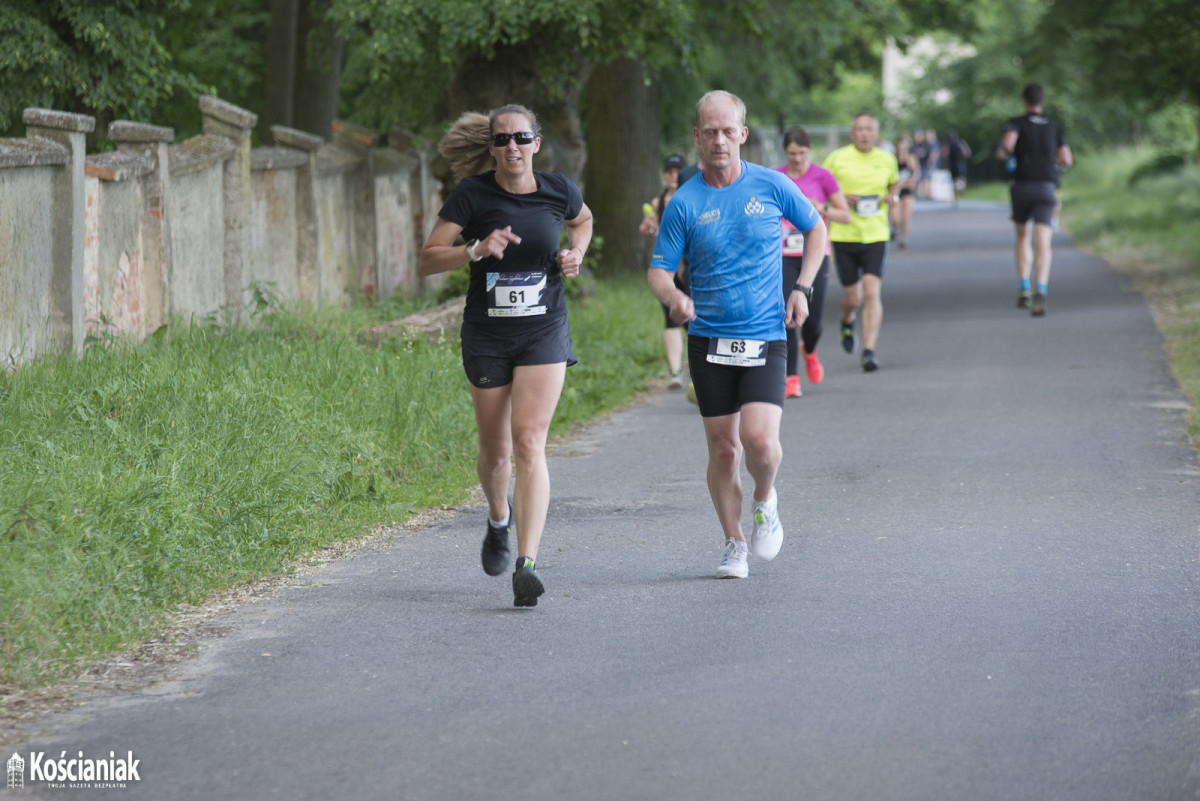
[[418, 105, 593, 607]]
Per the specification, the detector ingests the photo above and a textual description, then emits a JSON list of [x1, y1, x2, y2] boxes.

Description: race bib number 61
[[487, 271, 548, 317]]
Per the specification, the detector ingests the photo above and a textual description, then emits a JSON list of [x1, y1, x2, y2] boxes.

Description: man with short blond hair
[[648, 90, 828, 579]]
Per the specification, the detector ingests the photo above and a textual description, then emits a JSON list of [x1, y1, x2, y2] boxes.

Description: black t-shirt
[[438, 170, 583, 326], [1004, 113, 1066, 183]]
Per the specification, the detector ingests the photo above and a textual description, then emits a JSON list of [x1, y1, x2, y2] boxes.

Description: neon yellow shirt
[[822, 145, 899, 244]]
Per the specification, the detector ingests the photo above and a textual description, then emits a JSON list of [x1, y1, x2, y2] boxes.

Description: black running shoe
[[481, 500, 512, 576], [512, 557, 545, 608], [861, 350, 880, 372], [1017, 289, 1032, 309], [1031, 293, 1046, 317], [840, 322, 855, 353]]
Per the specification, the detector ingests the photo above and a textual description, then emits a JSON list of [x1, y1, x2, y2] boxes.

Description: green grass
[[963, 147, 1200, 446], [0, 275, 664, 691]]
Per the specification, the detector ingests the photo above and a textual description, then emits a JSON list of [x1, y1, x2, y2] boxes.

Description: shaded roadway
[[10, 201, 1200, 800]]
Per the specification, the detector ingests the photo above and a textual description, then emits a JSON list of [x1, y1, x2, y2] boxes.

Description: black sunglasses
[[491, 131, 536, 147]]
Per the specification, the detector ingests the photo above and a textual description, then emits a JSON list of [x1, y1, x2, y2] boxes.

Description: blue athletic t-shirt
[[651, 161, 820, 341]]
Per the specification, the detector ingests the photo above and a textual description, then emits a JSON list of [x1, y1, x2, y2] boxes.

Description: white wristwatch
[[465, 239, 483, 262]]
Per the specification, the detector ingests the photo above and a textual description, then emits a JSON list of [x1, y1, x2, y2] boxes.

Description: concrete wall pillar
[[23, 108, 95, 353], [200, 96, 258, 318], [270, 125, 323, 305], [109, 120, 175, 334], [331, 119, 378, 303]]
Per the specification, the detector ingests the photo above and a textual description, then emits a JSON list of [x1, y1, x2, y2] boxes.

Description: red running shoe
[[804, 351, 825, 385], [785, 374, 802, 398]]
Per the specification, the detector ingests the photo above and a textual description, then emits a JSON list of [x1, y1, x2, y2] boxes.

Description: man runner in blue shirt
[[648, 90, 828, 579]]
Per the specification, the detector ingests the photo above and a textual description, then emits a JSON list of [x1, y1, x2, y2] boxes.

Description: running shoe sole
[[513, 565, 545, 607]]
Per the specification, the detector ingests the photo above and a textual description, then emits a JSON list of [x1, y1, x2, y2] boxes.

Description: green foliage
[[0, 0, 267, 139], [1129, 152, 1192, 187], [332, 0, 693, 131], [0, 275, 664, 690], [437, 264, 471, 303], [153, 0, 268, 139], [895, 0, 1200, 166], [0, 0, 203, 134], [1038, 0, 1200, 112], [1147, 103, 1200, 154]]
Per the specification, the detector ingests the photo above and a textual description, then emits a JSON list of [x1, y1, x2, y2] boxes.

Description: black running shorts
[[460, 315, 576, 389], [832, 241, 888, 287], [1009, 180, 1057, 226], [687, 335, 787, 417]]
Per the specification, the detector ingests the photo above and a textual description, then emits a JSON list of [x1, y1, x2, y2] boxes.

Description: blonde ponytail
[[440, 111, 493, 181]]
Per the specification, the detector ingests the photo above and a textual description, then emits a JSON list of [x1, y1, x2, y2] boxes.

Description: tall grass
[[0, 276, 664, 690]]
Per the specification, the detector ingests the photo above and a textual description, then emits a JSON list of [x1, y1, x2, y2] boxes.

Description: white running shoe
[[716, 538, 749, 579], [751, 488, 783, 561]]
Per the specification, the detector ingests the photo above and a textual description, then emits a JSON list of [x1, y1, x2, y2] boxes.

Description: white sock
[[756, 487, 777, 510]]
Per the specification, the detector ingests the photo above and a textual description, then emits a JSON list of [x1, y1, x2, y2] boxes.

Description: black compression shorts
[[460, 315, 576, 389], [687, 335, 786, 417], [832, 241, 888, 286]]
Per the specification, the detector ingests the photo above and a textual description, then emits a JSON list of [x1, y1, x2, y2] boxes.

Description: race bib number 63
[[707, 337, 767, 367]]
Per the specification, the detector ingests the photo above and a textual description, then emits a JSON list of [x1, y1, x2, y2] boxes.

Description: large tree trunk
[[292, 0, 343, 137], [263, 0, 342, 139], [581, 58, 661, 275], [263, 0, 298, 134], [445, 41, 591, 186]]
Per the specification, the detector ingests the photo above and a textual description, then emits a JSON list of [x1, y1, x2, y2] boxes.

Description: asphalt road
[[9, 201, 1199, 801]]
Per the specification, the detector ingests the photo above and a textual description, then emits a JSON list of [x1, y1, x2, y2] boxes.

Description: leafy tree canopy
[[895, 0, 1198, 168], [0, 0, 198, 133], [0, 0, 266, 139], [332, 0, 693, 133]]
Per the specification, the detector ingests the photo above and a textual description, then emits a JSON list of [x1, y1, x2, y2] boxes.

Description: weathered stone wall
[[0, 97, 444, 364], [0, 164, 58, 361]]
